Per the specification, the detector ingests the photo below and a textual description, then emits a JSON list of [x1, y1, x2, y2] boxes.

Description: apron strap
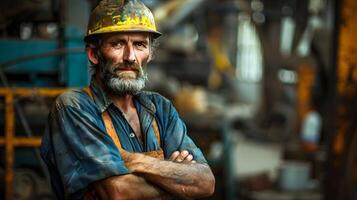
[[83, 87, 93, 99], [102, 111, 124, 151], [83, 87, 162, 153], [152, 118, 161, 147]]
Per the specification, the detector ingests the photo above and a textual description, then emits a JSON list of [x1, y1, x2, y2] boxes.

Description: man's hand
[[122, 150, 197, 169], [169, 150, 196, 163]]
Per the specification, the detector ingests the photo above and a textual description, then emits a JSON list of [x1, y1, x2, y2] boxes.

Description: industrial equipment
[[0, 1, 90, 199]]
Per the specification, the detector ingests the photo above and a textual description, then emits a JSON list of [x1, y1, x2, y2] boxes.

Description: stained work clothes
[[40, 79, 207, 199]]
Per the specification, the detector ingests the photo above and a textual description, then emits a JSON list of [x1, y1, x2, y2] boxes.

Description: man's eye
[[135, 42, 147, 48], [111, 41, 123, 48]]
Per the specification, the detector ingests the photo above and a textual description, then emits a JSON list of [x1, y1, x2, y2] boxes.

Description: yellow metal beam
[[334, 0, 357, 155], [0, 137, 42, 147], [13, 137, 42, 147], [327, 0, 357, 199], [0, 88, 69, 97], [5, 94, 14, 200], [0, 87, 68, 200]]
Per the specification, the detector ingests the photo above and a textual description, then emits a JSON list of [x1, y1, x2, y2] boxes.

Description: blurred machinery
[[0, 0, 90, 199], [0, 0, 356, 200], [325, 0, 357, 199], [0, 0, 90, 87]]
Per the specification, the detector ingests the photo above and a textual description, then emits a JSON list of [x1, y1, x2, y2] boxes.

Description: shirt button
[[129, 133, 135, 138]]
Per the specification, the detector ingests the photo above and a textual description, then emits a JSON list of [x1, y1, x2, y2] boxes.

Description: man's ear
[[87, 47, 99, 65]]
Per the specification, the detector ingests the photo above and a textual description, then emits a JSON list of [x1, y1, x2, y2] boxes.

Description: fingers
[[169, 151, 180, 161], [169, 150, 196, 163], [176, 150, 189, 162], [184, 154, 193, 162]]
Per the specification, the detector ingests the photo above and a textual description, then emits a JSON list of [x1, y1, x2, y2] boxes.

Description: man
[[40, 0, 215, 199]]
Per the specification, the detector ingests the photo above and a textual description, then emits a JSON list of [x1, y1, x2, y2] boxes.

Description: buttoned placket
[[89, 80, 159, 152], [113, 105, 145, 152]]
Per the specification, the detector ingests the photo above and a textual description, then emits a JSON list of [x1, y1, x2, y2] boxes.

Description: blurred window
[[236, 14, 263, 82]]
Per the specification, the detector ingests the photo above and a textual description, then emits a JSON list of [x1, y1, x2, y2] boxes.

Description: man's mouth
[[114, 66, 139, 72], [117, 68, 138, 72], [112, 66, 139, 79]]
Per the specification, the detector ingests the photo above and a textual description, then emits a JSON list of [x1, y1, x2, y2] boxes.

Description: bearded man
[[40, 0, 215, 199]]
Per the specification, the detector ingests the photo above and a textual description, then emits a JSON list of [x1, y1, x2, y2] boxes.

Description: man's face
[[96, 32, 152, 95]]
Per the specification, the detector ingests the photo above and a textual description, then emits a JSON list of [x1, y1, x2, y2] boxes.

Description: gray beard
[[98, 62, 148, 96]]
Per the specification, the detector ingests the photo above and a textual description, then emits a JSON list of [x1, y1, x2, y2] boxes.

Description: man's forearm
[[125, 153, 215, 199], [91, 173, 172, 200]]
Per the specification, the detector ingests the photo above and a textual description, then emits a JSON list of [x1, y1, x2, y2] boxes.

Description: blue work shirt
[[40, 79, 207, 199]]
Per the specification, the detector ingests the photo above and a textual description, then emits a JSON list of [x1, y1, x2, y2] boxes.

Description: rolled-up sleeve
[[41, 99, 128, 199]]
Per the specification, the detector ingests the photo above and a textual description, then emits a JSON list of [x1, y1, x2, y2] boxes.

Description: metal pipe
[[0, 48, 84, 69]]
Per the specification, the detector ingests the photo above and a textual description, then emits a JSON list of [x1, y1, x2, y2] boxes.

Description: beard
[[98, 58, 148, 96]]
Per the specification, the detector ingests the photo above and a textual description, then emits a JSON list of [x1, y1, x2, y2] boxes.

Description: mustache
[[112, 63, 141, 71]]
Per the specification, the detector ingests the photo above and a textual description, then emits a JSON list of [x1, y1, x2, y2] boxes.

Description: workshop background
[[0, 0, 356, 199]]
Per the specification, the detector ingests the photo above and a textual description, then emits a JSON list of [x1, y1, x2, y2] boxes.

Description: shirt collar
[[89, 78, 156, 114], [135, 92, 156, 115], [89, 79, 112, 113]]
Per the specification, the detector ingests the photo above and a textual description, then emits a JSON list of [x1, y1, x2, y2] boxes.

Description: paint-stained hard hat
[[84, 0, 161, 42]]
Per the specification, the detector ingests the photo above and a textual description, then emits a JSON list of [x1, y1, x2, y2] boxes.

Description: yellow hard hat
[[84, 0, 161, 43]]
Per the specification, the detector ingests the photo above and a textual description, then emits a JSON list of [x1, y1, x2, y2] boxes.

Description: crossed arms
[[86, 150, 215, 200]]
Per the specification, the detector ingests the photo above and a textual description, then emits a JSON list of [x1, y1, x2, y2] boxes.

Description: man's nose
[[123, 45, 136, 63]]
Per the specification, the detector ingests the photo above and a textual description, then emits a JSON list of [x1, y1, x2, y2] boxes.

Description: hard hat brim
[[84, 26, 162, 43]]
